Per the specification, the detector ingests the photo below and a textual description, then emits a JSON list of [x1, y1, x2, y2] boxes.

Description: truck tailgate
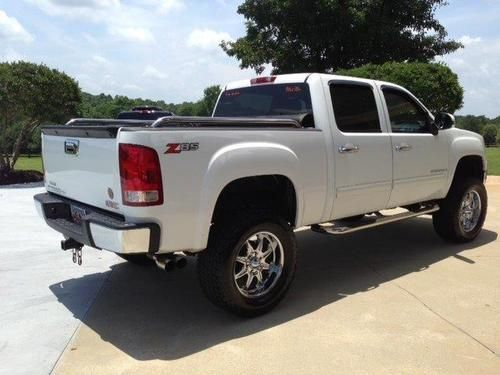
[[42, 128, 121, 213]]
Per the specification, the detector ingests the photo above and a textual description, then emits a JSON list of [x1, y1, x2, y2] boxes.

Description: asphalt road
[[1, 180, 499, 374]]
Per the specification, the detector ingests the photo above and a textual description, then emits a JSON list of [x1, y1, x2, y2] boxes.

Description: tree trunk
[[0, 117, 13, 174], [0, 154, 10, 175], [9, 119, 38, 170]]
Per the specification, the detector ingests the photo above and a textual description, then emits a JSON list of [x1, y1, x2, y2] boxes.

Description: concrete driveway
[[1, 181, 499, 374]]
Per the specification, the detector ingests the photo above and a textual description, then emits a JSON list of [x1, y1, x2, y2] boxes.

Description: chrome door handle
[[395, 143, 412, 151], [338, 143, 359, 154]]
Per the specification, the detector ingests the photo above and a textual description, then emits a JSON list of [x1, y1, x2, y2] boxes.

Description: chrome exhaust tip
[[152, 254, 185, 272], [176, 257, 188, 269]]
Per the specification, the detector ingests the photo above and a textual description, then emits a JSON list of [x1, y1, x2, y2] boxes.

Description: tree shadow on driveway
[[49, 217, 498, 361]]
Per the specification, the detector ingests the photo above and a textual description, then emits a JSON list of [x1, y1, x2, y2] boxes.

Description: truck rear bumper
[[34, 193, 160, 254]]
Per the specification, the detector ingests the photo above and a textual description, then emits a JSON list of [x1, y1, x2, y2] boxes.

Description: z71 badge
[[165, 143, 199, 154]]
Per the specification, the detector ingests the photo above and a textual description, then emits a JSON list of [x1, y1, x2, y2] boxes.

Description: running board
[[310, 205, 439, 235]]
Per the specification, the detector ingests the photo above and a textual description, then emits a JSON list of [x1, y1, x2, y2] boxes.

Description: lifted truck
[[34, 73, 488, 316]]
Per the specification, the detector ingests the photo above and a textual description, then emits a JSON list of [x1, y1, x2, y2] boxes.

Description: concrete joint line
[[393, 283, 498, 358], [354, 254, 498, 358]]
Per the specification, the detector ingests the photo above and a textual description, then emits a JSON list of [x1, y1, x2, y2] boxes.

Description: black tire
[[117, 253, 153, 265], [197, 210, 297, 317], [433, 178, 487, 243]]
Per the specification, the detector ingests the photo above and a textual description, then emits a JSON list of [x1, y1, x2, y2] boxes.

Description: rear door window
[[329, 83, 381, 133]]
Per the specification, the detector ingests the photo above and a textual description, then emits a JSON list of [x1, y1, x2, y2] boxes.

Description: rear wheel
[[197, 211, 297, 317], [433, 178, 487, 243]]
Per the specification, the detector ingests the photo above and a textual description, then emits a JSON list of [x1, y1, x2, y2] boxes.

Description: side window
[[330, 83, 381, 133], [383, 88, 430, 133]]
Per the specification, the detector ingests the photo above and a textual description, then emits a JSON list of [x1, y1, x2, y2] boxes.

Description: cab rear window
[[214, 83, 312, 117]]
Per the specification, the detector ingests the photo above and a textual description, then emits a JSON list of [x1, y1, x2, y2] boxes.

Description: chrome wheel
[[233, 231, 284, 298], [459, 189, 482, 233]]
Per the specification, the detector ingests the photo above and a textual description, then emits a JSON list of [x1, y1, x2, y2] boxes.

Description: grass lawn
[[485, 147, 500, 176], [11, 148, 500, 176], [14, 155, 43, 173]]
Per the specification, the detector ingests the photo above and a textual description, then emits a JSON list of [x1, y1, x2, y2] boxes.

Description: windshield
[[214, 83, 312, 117]]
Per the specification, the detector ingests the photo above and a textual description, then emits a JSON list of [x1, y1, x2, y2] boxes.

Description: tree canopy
[[0, 61, 80, 173], [222, 0, 461, 74], [79, 85, 221, 119], [454, 115, 499, 145], [338, 61, 463, 114], [456, 115, 489, 134], [482, 125, 498, 146]]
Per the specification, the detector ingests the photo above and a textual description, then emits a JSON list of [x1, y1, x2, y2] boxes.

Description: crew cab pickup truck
[[34, 73, 488, 316]]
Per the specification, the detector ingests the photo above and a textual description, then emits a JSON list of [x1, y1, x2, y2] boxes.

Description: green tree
[[197, 85, 221, 116], [222, 0, 461, 74], [482, 124, 497, 146], [338, 62, 463, 113], [0, 61, 81, 174], [456, 115, 488, 134]]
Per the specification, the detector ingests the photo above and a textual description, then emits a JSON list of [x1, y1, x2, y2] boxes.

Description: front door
[[379, 86, 448, 207], [327, 80, 393, 219]]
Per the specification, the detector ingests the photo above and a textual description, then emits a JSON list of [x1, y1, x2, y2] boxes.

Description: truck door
[[327, 80, 393, 219], [379, 86, 448, 207]]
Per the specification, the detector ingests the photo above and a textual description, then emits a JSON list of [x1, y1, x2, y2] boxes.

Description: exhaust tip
[[164, 259, 176, 272], [176, 257, 187, 269]]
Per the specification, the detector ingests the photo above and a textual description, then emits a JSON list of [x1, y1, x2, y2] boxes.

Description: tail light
[[119, 143, 163, 206]]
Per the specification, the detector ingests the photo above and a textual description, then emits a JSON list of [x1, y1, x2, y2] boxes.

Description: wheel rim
[[233, 231, 284, 299], [459, 189, 482, 233]]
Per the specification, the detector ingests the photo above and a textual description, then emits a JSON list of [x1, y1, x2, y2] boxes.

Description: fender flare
[[193, 142, 302, 249], [446, 136, 486, 193]]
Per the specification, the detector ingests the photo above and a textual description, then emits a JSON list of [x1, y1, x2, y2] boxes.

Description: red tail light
[[119, 143, 163, 206], [250, 76, 276, 85]]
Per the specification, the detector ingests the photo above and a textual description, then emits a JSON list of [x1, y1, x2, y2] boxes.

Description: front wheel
[[433, 178, 487, 243], [197, 211, 297, 317]]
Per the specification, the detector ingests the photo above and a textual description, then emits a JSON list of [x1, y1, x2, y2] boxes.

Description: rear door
[[379, 86, 448, 207], [327, 80, 393, 219]]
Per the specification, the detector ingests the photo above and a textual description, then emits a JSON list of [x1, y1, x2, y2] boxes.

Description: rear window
[[214, 83, 312, 117], [116, 111, 173, 120]]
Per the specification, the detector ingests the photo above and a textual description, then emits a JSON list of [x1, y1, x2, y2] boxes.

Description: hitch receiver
[[61, 238, 83, 251]]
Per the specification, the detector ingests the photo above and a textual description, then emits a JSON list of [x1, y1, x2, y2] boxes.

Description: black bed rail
[[65, 118, 154, 127]]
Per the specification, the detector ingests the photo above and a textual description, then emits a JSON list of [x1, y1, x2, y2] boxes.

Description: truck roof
[[224, 72, 404, 91]]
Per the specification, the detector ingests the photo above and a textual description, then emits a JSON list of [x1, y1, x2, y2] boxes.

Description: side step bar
[[310, 204, 439, 235]]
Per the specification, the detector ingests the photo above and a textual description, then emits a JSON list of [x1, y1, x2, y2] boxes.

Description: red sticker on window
[[285, 86, 302, 94]]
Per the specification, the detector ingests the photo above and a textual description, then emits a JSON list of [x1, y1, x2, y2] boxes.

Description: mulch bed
[[0, 170, 44, 186]]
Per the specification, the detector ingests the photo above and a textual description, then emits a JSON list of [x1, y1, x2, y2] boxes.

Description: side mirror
[[429, 121, 439, 136], [434, 112, 455, 130]]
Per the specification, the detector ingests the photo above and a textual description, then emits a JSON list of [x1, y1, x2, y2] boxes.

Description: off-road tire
[[197, 210, 297, 317], [433, 178, 487, 243]]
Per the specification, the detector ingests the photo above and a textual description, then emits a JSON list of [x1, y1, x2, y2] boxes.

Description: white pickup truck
[[34, 73, 488, 316]]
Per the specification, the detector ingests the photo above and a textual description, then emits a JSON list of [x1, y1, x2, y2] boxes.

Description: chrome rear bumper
[[34, 193, 160, 254]]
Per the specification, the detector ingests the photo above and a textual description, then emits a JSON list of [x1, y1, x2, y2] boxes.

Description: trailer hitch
[[61, 238, 84, 266]]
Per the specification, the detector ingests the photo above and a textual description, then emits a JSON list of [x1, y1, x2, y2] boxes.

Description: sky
[[0, 0, 499, 117]]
